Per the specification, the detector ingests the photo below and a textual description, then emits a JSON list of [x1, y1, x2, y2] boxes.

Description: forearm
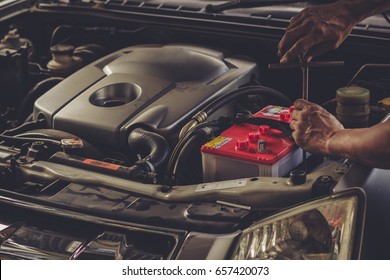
[[326, 122, 390, 169]]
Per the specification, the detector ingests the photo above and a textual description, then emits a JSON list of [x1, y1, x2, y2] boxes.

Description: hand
[[278, 2, 358, 63], [290, 99, 344, 155]]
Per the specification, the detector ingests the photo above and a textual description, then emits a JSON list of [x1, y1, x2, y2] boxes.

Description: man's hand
[[290, 99, 344, 155], [278, 2, 358, 63], [290, 99, 390, 168]]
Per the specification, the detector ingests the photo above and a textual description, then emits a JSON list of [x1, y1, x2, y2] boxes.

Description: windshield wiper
[[205, 0, 332, 13]]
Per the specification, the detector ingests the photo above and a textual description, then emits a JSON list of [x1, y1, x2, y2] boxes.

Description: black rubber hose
[[127, 128, 170, 173], [166, 121, 219, 180], [2, 119, 47, 136], [74, 44, 110, 63], [16, 77, 64, 123], [50, 25, 146, 46], [173, 127, 213, 184], [203, 86, 292, 116], [0, 134, 61, 147]]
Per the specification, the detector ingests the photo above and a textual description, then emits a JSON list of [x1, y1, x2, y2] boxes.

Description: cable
[[2, 119, 46, 136], [0, 134, 62, 147], [50, 25, 147, 47], [172, 127, 213, 184], [171, 86, 291, 183], [179, 86, 292, 139], [203, 86, 292, 116], [166, 121, 220, 183], [16, 77, 64, 123]]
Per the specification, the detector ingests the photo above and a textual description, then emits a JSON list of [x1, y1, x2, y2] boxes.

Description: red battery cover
[[201, 105, 295, 165]]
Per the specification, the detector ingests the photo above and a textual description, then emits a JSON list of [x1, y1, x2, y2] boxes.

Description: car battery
[[201, 105, 304, 182]]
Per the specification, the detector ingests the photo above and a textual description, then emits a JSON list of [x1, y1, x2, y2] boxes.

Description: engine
[[26, 41, 304, 185], [0, 21, 388, 198], [1, 36, 308, 190], [34, 44, 257, 147], [0, 4, 389, 260]]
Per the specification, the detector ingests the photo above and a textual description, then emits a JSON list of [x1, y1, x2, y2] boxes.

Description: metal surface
[[301, 62, 308, 170], [19, 159, 344, 210], [268, 61, 345, 70]]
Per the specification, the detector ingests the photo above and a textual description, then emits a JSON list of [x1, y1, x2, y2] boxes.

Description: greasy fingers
[[278, 15, 309, 56], [280, 36, 316, 64], [289, 120, 296, 132], [279, 20, 338, 63], [291, 110, 299, 121], [278, 3, 356, 63], [278, 24, 310, 61], [293, 99, 311, 110], [290, 99, 344, 155]]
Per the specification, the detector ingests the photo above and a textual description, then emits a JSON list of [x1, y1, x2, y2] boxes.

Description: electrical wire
[[166, 121, 219, 183], [0, 134, 62, 147], [203, 86, 292, 116]]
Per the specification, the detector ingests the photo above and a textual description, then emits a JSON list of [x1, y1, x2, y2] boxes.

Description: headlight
[[231, 189, 365, 260]]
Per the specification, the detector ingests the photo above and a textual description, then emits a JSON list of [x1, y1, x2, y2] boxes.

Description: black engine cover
[[34, 44, 257, 147]]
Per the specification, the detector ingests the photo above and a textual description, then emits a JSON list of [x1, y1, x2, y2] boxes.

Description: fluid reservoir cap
[[336, 86, 370, 104], [1, 28, 32, 50], [61, 138, 84, 149], [48, 44, 82, 72]]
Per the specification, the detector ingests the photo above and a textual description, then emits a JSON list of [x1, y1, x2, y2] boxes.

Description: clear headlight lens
[[231, 190, 365, 260]]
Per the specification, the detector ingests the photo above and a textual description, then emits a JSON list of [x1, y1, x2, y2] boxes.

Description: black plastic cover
[[33, 44, 257, 147]]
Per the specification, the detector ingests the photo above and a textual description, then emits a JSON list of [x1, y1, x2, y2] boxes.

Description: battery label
[[254, 105, 292, 123], [260, 105, 288, 117], [203, 136, 232, 149]]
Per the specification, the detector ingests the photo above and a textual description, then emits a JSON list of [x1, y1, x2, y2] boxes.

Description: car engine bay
[[0, 1, 389, 260]]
